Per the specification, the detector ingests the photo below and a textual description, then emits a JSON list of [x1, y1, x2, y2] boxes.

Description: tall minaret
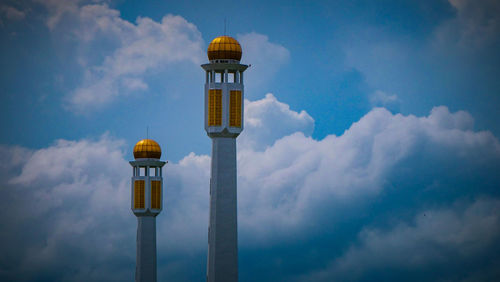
[[130, 139, 166, 282], [202, 36, 248, 282]]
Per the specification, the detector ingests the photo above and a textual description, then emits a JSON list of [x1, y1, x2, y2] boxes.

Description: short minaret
[[130, 139, 166, 282], [202, 36, 248, 282]]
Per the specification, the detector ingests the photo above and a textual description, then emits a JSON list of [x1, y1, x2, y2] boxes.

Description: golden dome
[[133, 139, 161, 159], [207, 36, 242, 61]]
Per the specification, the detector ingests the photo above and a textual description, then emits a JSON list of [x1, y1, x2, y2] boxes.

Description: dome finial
[[133, 139, 162, 159], [207, 35, 242, 61]]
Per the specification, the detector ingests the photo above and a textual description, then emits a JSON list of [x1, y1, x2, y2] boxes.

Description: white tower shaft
[[136, 216, 157, 282], [207, 137, 238, 282]]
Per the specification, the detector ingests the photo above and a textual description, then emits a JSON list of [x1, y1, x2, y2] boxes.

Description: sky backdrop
[[1, 0, 500, 281]]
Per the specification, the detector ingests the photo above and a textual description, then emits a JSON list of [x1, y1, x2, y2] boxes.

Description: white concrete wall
[[136, 216, 157, 282], [207, 137, 238, 282]]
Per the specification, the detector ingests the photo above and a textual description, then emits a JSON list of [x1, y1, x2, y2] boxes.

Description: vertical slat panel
[[208, 89, 222, 126], [134, 180, 145, 209], [151, 180, 161, 209], [229, 90, 242, 127]]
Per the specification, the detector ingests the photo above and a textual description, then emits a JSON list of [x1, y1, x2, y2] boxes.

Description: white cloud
[[370, 90, 400, 110], [1, 5, 26, 21], [1, 96, 500, 280], [35, 0, 82, 30], [10, 134, 126, 186], [341, 25, 418, 93], [0, 134, 133, 280], [160, 152, 210, 253], [35, 3, 290, 113], [120, 77, 147, 91], [0, 134, 208, 280], [239, 93, 314, 151], [342, 0, 500, 110], [236, 105, 500, 244], [237, 32, 290, 94], [39, 2, 205, 112], [301, 198, 500, 281], [435, 0, 500, 49]]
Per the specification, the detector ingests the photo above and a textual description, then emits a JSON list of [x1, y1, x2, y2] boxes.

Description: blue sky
[[1, 0, 500, 281]]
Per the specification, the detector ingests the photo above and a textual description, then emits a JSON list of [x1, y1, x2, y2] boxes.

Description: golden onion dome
[[207, 36, 242, 61], [133, 139, 161, 159]]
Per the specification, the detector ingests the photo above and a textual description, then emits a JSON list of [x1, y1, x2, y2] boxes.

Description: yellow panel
[[134, 180, 145, 209], [229, 90, 242, 127], [151, 181, 161, 209], [208, 89, 222, 126]]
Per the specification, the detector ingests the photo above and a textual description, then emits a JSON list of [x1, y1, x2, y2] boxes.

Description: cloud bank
[[1, 94, 500, 280], [0, 5, 26, 21], [302, 198, 500, 281], [36, 1, 292, 119], [237, 32, 290, 95], [39, 2, 205, 112]]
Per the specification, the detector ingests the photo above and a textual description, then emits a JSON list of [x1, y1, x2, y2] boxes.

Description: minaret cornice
[[129, 159, 167, 167], [201, 63, 248, 72]]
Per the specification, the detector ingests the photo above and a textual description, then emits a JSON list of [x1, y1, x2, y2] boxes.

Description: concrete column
[[207, 137, 238, 282], [136, 216, 157, 282]]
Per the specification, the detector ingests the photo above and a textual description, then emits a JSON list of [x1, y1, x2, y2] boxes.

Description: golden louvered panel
[[134, 180, 145, 209], [151, 180, 161, 210], [229, 90, 242, 127], [208, 89, 222, 126]]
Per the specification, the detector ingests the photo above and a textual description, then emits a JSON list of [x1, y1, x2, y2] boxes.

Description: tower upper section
[[207, 36, 242, 62], [130, 138, 166, 217], [202, 35, 248, 138]]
